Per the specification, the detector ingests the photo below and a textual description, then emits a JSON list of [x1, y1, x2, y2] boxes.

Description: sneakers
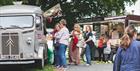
[[86, 64, 90, 66], [108, 60, 113, 63], [63, 68, 68, 71], [105, 62, 108, 64], [96, 60, 112, 64], [68, 62, 74, 65], [96, 61, 101, 64], [55, 65, 60, 68], [100, 61, 106, 64], [96, 61, 105, 64], [57, 67, 68, 71], [86, 63, 91, 66]]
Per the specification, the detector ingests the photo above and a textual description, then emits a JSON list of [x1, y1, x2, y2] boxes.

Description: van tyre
[[36, 51, 45, 69], [39, 50, 45, 69], [39, 58, 45, 69], [36, 58, 45, 69], [36, 46, 47, 69], [35, 59, 44, 69], [44, 44, 48, 64]]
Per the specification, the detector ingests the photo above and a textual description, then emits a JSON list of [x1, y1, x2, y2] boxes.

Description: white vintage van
[[0, 4, 47, 68]]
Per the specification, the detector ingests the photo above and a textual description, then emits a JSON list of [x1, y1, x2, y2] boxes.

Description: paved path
[[67, 63, 113, 71]]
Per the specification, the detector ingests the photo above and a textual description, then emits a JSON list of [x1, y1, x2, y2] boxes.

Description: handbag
[[76, 39, 85, 48], [104, 47, 111, 54]]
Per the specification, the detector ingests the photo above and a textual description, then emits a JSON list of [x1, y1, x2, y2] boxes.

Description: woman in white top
[[57, 19, 69, 68]]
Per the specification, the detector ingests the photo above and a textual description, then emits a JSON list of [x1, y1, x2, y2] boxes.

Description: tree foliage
[[0, 0, 137, 30], [0, 0, 137, 17]]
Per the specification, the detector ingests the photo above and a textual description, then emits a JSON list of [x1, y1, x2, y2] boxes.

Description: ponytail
[[120, 25, 137, 48], [120, 34, 131, 48]]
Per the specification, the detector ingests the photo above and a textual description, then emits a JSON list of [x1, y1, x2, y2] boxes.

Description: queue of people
[[95, 34, 113, 63], [52, 20, 112, 65], [53, 19, 69, 70], [48, 19, 140, 71]]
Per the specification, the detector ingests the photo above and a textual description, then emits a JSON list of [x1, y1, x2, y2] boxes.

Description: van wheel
[[44, 45, 48, 64], [40, 50, 46, 69], [38, 51, 45, 69], [38, 58, 45, 69]]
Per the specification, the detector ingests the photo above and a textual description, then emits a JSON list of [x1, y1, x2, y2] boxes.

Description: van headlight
[[26, 37, 32, 45]]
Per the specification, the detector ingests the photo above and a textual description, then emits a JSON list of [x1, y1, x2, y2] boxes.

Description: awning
[[43, 4, 62, 17]]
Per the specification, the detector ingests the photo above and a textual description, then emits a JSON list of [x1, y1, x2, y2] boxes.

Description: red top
[[98, 38, 103, 48], [72, 35, 78, 51]]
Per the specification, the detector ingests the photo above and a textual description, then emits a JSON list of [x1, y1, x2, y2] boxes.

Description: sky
[[125, 0, 140, 15]]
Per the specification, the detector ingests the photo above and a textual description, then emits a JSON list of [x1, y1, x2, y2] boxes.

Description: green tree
[[0, 0, 137, 16], [0, 0, 137, 30], [57, 0, 137, 30], [0, 0, 13, 6]]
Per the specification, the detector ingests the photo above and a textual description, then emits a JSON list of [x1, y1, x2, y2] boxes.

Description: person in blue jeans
[[56, 19, 69, 69], [84, 25, 94, 65], [113, 25, 140, 71], [58, 44, 67, 68], [85, 44, 91, 65], [53, 23, 61, 67]]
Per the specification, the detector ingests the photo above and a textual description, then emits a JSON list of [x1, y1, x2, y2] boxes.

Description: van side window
[[36, 16, 42, 30]]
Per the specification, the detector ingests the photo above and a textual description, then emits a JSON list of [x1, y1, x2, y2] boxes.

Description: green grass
[[27, 65, 54, 71]]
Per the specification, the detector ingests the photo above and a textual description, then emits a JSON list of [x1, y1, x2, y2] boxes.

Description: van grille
[[2, 33, 19, 55]]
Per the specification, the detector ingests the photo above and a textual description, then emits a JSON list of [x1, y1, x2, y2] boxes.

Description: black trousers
[[110, 48, 117, 61], [98, 47, 104, 61], [104, 54, 110, 62]]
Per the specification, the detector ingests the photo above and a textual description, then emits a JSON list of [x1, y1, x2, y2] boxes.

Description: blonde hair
[[60, 19, 67, 25], [55, 23, 60, 31], [120, 25, 137, 48], [74, 24, 81, 33]]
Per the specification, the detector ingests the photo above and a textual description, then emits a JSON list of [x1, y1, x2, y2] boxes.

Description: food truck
[[77, 15, 140, 61], [0, 4, 47, 68], [104, 15, 140, 47], [104, 15, 140, 61]]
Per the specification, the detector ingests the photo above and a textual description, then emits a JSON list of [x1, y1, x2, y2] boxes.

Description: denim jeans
[[54, 47, 59, 66], [85, 44, 91, 64], [58, 44, 67, 68]]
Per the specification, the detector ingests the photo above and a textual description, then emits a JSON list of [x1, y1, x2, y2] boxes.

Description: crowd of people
[[46, 19, 140, 71], [47, 19, 111, 68]]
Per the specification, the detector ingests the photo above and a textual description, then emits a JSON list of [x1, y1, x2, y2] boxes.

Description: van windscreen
[[0, 15, 33, 28]]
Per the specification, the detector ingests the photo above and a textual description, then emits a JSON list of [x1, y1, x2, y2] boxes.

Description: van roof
[[0, 5, 42, 14]]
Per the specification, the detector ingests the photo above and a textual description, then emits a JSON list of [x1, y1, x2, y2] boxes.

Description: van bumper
[[0, 60, 35, 64]]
